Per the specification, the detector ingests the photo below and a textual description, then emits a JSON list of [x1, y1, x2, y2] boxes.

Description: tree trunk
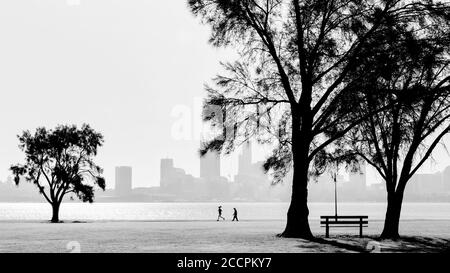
[[280, 143, 314, 239], [281, 179, 313, 238], [51, 202, 61, 223], [278, 103, 314, 239], [380, 191, 404, 239]]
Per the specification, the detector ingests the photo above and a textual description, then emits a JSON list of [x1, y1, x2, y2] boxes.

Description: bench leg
[[326, 225, 329, 238], [360, 224, 363, 238]]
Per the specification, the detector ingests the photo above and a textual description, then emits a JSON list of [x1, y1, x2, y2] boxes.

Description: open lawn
[[0, 219, 448, 253]]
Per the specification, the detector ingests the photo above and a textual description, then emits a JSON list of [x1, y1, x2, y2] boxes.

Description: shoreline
[[0, 218, 448, 223]]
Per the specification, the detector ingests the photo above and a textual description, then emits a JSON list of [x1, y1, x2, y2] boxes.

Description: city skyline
[[2, 140, 449, 203]]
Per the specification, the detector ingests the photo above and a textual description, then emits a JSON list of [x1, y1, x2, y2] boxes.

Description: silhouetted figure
[[232, 208, 239, 221], [217, 206, 225, 221]]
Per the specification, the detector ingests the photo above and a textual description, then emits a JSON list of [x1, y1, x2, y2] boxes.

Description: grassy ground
[[0, 219, 449, 253]]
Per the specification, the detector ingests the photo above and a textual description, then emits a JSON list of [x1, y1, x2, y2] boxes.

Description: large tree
[[11, 124, 106, 223], [336, 4, 450, 239], [189, 0, 437, 238]]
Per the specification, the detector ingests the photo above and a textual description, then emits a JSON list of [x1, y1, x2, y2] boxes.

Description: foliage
[[10, 124, 106, 205]]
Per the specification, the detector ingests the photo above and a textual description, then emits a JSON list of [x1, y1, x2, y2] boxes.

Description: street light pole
[[334, 174, 338, 218]]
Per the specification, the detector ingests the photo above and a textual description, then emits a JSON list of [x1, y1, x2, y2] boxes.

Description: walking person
[[217, 206, 225, 221], [232, 208, 238, 221]]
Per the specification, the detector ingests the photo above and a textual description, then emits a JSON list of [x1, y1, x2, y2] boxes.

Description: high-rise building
[[160, 158, 174, 188], [115, 166, 132, 196], [159, 158, 209, 199], [412, 173, 445, 195], [234, 141, 271, 200], [200, 151, 221, 180], [238, 142, 253, 176]]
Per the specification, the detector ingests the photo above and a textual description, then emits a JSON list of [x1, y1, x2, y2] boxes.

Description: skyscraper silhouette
[[200, 151, 221, 180], [115, 166, 132, 196], [238, 142, 252, 176], [160, 158, 174, 189]]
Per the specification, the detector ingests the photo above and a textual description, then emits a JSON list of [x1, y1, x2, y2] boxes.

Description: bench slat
[[320, 216, 368, 219], [321, 221, 368, 225], [321, 224, 369, 227], [318, 226, 368, 228]]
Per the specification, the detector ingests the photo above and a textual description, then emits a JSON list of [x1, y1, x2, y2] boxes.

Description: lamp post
[[334, 173, 338, 218], [332, 161, 338, 219]]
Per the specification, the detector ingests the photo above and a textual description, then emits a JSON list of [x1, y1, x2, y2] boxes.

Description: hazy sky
[[0, 0, 449, 189], [0, 0, 238, 188]]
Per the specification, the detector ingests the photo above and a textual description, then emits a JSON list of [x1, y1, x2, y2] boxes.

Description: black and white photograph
[[0, 0, 449, 270]]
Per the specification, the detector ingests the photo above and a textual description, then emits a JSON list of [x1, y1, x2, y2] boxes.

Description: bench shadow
[[309, 236, 371, 253]]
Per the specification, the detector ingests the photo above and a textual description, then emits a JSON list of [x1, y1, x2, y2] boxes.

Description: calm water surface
[[0, 202, 449, 221]]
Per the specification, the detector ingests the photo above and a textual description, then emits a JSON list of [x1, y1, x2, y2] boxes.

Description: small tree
[[11, 124, 106, 223]]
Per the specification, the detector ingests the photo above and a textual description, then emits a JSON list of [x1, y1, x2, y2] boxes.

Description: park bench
[[320, 215, 368, 238]]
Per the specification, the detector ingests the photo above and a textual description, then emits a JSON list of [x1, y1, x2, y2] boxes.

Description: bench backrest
[[320, 216, 368, 225], [320, 216, 368, 219]]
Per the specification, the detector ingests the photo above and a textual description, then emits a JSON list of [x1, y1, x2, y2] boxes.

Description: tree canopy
[[189, 0, 450, 238], [332, 2, 450, 238], [11, 124, 105, 222]]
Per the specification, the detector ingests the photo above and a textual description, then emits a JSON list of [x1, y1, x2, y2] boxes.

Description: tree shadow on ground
[[311, 236, 370, 252], [386, 236, 450, 252], [44, 220, 90, 224], [295, 235, 450, 253]]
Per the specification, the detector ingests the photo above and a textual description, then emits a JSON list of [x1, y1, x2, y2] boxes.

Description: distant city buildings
[[156, 142, 273, 201], [199, 150, 230, 199], [237, 142, 253, 176], [233, 142, 272, 200], [200, 151, 221, 180], [158, 149, 228, 200], [115, 166, 132, 196], [1, 145, 450, 202], [308, 164, 387, 202], [308, 163, 450, 202], [407, 166, 450, 201], [0, 176, 41, 202], [160, 157, 202, 199]]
